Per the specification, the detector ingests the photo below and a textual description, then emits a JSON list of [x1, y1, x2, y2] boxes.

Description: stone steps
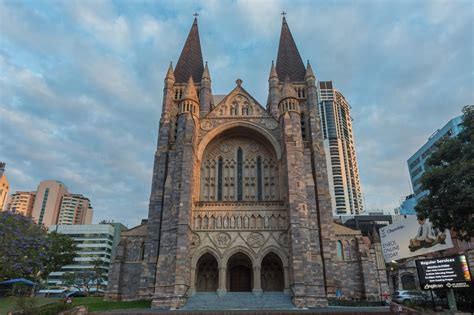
[[181, 292, 297, 310]]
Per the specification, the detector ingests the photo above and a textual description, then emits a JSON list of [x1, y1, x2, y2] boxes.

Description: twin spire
[[172, 15, 313, 85]]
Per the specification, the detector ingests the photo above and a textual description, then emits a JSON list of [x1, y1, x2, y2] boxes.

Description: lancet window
[[200, 136, 279, 202]]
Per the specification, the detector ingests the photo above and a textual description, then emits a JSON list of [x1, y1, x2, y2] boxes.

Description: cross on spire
[[281, 11, 287, 17], [193, 12, 199, 17]]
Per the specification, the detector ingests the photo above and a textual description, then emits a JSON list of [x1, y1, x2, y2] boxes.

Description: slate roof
[[174, 18, 204, 83], [276, 17, 306, 82]]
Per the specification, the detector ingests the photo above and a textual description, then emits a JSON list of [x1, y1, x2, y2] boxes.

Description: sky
[[0, 0, 473, 227]]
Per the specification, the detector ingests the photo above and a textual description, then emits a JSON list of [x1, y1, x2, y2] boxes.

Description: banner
[[416, 255, 472, 290], [379, 217, 453, 262]]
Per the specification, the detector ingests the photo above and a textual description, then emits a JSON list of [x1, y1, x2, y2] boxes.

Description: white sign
[[379, 217, 453, 262]]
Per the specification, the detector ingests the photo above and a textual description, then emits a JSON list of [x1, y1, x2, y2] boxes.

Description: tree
[[0, 212, 77, 281], [41, 232, 78, 279], [0, 212, 48, 281], [61, 271, 95, 295], [91, 258, 107, 293], [415, 106, 474, 241]]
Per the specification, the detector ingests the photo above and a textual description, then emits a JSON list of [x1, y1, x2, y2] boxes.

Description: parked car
[[392, 290, 428, 305], [65, 291, 86, 298]]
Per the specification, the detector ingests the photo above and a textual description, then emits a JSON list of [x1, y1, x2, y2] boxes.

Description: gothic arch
[[221, 245, 257, 267], [256, 246, 289, 268], [197, 121, 282, 161], [191, 246, 222, 268]]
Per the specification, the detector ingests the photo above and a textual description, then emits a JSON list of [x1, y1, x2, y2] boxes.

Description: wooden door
[[230, 266, 251, 291]]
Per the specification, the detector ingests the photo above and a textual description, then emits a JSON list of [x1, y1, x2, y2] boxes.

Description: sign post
[[415, 255, 472, 311]]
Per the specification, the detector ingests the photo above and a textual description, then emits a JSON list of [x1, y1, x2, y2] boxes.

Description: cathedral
[[105, 16, 388, 309]]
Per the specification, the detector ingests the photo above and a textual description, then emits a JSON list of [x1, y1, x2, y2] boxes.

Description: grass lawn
[[0, 297, 60, 315], [71, 297, 151, 312]]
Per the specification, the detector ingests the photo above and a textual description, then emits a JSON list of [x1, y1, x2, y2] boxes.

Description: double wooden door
[[229, 266, 251, 291]]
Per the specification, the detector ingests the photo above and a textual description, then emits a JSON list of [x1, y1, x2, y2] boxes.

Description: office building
[[5, 191, 36, 217], [30, 180, 94, 227], [47, 223, 126, 291], [0, 163, 10, 211], [31, 180, 69, 227], [398, 194, 416, 215], [407, 115, 463, 202], [57, 194, 93, 225], [319, 81, 364, 215]]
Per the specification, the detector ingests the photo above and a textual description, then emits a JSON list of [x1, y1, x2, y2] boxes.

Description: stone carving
[[200, 119, 213, 131], [279, 233, 289, 248], [213, 232, 231, 248], [248, 143, 259, 152], [247, 232, 265, 248], [266, 120, 278, 130], [190, 233, 200, 248], [220, 143, 230, 153]]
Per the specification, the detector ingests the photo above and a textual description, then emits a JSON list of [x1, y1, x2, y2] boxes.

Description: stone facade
[[105, 17, 387, 309]]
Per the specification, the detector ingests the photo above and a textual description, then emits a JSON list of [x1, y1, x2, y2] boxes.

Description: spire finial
[[193, 12, 199, 18], [281, 11, 287, 17]]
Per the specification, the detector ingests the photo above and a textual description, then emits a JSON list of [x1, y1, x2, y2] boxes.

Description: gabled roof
[[276, 17, 306, 82], [174, 18, 204, 83], [207, 83, 269, 118]]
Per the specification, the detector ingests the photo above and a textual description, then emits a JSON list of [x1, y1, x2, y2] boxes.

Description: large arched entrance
[[196, 253, 218, 292], [261, 253, 284, 291], [227, 253, 253, 292]]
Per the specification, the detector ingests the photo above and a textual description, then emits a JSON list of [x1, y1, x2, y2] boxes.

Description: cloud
[[0, 0, 472, 226]]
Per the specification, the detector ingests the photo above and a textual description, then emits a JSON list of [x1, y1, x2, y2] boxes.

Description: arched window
[[237, 148, 243, 201], [257, 156, 262, 201], [336, 240, 344, 261], [140, 242, 145, 260], [217, 158, 223, 201], [300, 113, 306, 140]]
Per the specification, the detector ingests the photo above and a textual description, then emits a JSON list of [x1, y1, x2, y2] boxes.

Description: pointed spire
[[276, 16, 306, 82], [269, 60, 278, 80], [202, 61, 210, 80], [174, 17, 204, 83], [281, 76, 297, 100], [182, 76, 199, 102], [305, 60, 315, 79], [165, 62, 175, 81]]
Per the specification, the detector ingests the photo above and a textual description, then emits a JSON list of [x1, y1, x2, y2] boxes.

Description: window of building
[[217, 157, 223, 201], [237, 148, 243, 201], [336, 240, 344, 261], [257, 156, 262, 201]]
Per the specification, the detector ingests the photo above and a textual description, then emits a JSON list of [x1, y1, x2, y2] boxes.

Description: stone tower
[[105, 16, 385, 309]]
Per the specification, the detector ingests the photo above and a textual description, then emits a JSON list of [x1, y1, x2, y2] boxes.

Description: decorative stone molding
[[247, 232, 265, 248], [213, 232, 232, 248], [200, 119, 213, 131]]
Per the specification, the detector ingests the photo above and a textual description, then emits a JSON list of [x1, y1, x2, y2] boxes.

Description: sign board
[[379, 217, 453, 262], [416, 255, 472, 290]]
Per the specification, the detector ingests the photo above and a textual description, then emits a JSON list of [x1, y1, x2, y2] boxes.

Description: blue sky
[[1, 0, 473, 227]]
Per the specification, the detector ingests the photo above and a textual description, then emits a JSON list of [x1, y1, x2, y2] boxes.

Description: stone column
[[252, 266, 262, 296], [283, 266, 291, 295], [188, 267, 196, 296], [217, 266, 227, 296]]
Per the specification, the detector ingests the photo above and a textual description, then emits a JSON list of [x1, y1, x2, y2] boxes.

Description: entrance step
[[182, 292, 297, 310]]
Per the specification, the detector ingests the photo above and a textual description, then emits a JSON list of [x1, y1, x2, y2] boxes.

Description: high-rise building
[[57, 194, 93, 225], [318, 81, 364, 215], [0, 163, 10, 211], [407, 115, 463, 202], [106, 16, 387, 308], [5, 191, 36, 217], [31, 180, 69, 227], [47, 223, 126, 291]]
